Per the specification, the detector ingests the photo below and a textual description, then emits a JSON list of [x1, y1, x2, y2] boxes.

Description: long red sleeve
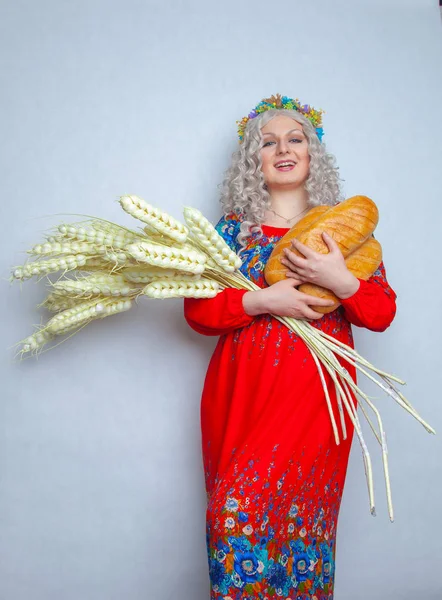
[[184, 262, 397, 336], [184, 288, 255, 336], [339, 260, 397, 332]]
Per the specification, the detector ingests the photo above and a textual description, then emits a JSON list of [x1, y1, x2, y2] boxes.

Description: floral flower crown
[[236, 93, 325, 144]]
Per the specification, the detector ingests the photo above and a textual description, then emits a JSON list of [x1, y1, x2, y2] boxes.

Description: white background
[[1, 0, 441, 598]]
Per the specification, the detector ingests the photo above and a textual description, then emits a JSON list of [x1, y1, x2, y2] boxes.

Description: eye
[[262, 138, 303, 148]]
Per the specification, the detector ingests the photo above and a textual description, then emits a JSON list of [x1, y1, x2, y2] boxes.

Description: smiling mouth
[[275, 162, 296, 171]]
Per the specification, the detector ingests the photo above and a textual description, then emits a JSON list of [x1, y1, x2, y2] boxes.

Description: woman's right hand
[[243, 278, 336, 320]]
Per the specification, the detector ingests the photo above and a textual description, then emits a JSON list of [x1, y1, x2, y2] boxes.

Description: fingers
[[321, 231, 335, 249], [283, 267, 303, 280], [284, 272, 304, 285], [287, 277, 304, 288], [304, 307, 325, 319], [300, 293, 335, 306], [290, 238, 316, 258], [283, 248, 306, 267]]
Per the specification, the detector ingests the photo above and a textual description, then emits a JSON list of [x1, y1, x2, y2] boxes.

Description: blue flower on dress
[[233, 551, 260, 583], [296, 516, 303, 526], [238, 511, 249, 523], [313, 573, 324, 590], [319, 541, 334, 583], [290, 538, 305, 554], [228, 535, 251, 552], [215, 214, 242, 254], [266, 562, 290, 590], [225, 497, 239, 512], [231, 572, 245, 588], [320, 541, 332, 559], [322, 558, 333, 584], [209, 557, 226, 586], [216, 540, 230, 554], [306, 544, 319, 566], [293, 552, 310, 582], [289, 503, 299, 518]]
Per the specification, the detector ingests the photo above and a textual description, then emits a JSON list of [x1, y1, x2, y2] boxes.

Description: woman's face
[[259, 115, 310, 190]]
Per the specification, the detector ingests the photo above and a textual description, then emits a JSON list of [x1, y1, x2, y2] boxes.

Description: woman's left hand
[[281, 231, 359, 297]]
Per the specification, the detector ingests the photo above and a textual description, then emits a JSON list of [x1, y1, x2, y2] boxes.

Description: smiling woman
[[183, 94, 398, 599]]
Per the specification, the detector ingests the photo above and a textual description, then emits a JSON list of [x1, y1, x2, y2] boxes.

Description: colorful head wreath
[[236, 93, 325, 144]]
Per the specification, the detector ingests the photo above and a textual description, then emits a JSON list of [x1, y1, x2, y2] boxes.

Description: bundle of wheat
[[10, 194, 435, 521]]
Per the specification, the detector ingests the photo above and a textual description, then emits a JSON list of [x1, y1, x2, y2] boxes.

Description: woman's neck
[[264, 186, 310, 226]]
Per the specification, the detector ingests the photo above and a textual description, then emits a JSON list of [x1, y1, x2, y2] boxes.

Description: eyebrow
[[262, 128, 304, 136]]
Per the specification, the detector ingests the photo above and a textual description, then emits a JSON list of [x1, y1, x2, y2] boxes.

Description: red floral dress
[[183, 214, 397, 600]]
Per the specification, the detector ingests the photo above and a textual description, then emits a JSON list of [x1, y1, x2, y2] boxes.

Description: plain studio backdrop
[[1, 0, 441, 598]]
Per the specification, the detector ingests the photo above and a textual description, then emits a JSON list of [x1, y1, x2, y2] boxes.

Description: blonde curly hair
[[218, 108, 345, 257]]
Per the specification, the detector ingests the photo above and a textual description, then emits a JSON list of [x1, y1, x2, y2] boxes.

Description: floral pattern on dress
[[205, 442, 345, 600]]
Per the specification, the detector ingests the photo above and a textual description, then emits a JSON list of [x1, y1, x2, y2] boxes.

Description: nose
[[276, 138, 290, 154]]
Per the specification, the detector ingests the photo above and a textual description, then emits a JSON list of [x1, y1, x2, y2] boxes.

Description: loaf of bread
[[264, 196, 382, 314]]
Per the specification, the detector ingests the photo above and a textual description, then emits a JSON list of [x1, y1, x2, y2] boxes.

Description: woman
[[184, 95, 397, 599]]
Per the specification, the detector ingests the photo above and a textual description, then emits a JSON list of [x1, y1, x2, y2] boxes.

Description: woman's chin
[[265, 177, 308, 190]]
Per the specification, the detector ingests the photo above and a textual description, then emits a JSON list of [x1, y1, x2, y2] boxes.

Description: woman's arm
[[184, 288, 255, 336], [338, 260, 397, 332]]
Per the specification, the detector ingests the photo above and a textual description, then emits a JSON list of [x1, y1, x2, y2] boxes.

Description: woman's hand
[[243, 278, 336, 320], [280, 232, 360, 298]]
